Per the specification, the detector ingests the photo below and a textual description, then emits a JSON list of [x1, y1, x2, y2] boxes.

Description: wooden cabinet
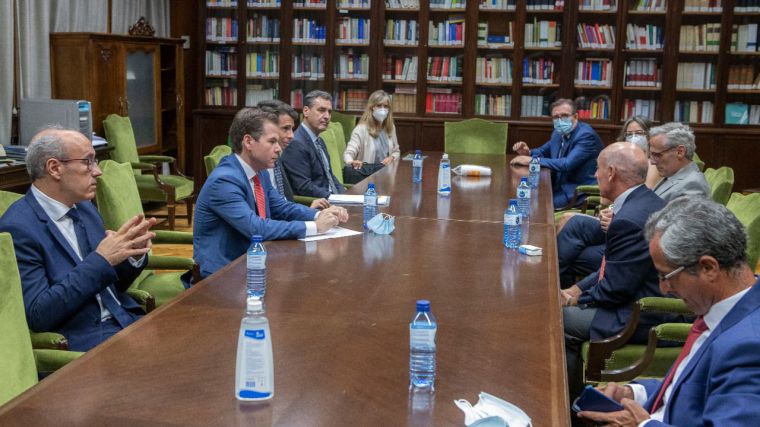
[[50, 33, 186, 170]]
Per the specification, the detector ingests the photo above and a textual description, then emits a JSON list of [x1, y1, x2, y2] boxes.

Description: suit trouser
[[558, 214, 606, 288], [563, 305, 597, 401]]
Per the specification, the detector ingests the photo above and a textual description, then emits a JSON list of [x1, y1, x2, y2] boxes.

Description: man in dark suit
[[280, 90, 345, 199], [578, 197, 760, 426], [0, 127, 156, 351], [510, 98, 604, 208], [193, 107, 348, 278], [557, 122, 710, 287], [256, 99, 329, 209], [561, 142, 668, 400]]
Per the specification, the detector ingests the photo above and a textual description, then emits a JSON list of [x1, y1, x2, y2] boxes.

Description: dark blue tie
[[273, 160, 286, 196], [67, 208, 134, 328], [315, 137, 339, 194]]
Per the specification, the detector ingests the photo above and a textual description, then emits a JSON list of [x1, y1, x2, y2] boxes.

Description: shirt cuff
[[305, 221, 317, 236], [128, 254, 146, 268], [629, 383, 649, 406]]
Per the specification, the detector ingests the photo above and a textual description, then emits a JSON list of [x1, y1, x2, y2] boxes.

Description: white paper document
[[328, 194, 391, 205], [298, 226, 363, 242]]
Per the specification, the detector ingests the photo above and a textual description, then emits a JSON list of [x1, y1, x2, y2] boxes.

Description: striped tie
[[252, 175, 267, 219], [273, 162, 286, 196], [315, 137, 339, 194]]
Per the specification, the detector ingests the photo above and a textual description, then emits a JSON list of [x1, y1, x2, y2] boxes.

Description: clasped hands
[[96, 214, 157, 266], [315, 205, 349, 233], [510, 141, 533, 166], [576, 382, 650, 426], [560, 285, 582, 307]]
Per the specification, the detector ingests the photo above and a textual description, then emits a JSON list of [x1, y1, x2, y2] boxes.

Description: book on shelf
[[246, 51, 279, 77], [632, 0, 666, 11], [429, 17, 465, 47], [385, 19, 418, 46], [385, 0, 420, 8], [521, 95, 552, 117], [337, 0, 370, 8], [525, 0, 564, 11], [292, 53, 325, 79], [429, 0, 465, 10], [390, 85, 417, 113], [674, 100, 713, 124], [625, 23, 663, 50], [575, 95, 611, 120], [577, 23, 615, 49], [578, 0, 616, 11], [676, 62, 716, 90], [479, 0, 516, 10], [245, 84, 277, 106], [622, 98, 657, 120], [335, 51, 369, 80], [734, 0, 760, 13], [525, 18, 561, 48], [335, 89, 369, 111], [476, 57, 513, 84], [293, 18, 326, 43], [206, 47, 238, 76], [337, 18, 370, 44], [575, 58, 612, 87], [477, 22, 514, 48], [624, 59, 661, 87], [731, 24, 759, 53], [247, 0, 281, 6], [683, 0, 722, 12], [727, 65, 760, 90], [293, 0, 327, 7], [205, 80, 238, 106], [206, 17, 238, 43], [207, 0, 238, 7], [725, 102, 749, 124], [475, 94, 512, 116], [426, 90, 463, 114], [383, 55, 418, 81], [522, 57, 556, 85], [247, 14, 280, 42], [427, 56, 464, 82], [679, 24, 720, 52]]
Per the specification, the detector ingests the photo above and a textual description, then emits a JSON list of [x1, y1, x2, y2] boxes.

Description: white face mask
[[625, 133, 648, 150], [372, 107, 389, 123]]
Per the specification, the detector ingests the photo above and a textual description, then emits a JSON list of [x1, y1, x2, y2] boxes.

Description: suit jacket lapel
[[24, 191, 82, 264]]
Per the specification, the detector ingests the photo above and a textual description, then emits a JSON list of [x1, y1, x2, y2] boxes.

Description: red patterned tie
[[252, 175, 266, 219], [598, 256, 606, 282], [650, 316, 708, 413]]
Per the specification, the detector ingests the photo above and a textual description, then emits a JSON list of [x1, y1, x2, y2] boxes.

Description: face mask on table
[[366, 213, 395, 234]]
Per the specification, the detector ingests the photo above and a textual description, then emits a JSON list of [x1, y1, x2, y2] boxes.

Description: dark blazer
[[273, 159, 295, 201], [280, 125, 344, 198], [576, 185, 668, 340], [0, 191, 145, 351], [636, 278, 760, 426], [193, 154, 318, 278], [530, 121, 604, 208]]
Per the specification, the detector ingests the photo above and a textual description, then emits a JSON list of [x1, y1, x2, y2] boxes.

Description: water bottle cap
[[415, 150, 422, 154], [416, 299, 430, 312], [509, 199, 518, 207], [442, 153, 448, 159], [368, 182, 375, 189], [520, 176, 528, 182], [247, 298, 263, 313], [252, 235, 263, 243]]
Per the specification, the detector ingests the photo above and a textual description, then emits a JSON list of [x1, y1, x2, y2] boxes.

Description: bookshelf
[[193, 0, 760, 190]]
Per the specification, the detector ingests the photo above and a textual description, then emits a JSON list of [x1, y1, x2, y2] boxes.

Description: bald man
[[560, 143, 671, 400]]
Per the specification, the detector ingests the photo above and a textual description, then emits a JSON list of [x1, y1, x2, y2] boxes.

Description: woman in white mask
[[618, 116, 660, 189], [342, 90, 400, 183]]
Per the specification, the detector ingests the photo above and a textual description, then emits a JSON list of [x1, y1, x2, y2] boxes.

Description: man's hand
[[96, 215, 157, 266], [322, 205, 349, 223], [315, 211, 339, 233], [599, 207, 614, 232], [598, 382, 634, 403], [310, 198, 330, 210], [351, 160, 363, 170], [578, 398, 650, 426], [512, 141, 531, 156], [510, 155, 532, 166], [561, 285, 582, 306], [381, 156, 395, 165]]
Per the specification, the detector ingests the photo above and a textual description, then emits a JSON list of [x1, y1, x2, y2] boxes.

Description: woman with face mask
[[618, 116, 660, 189], [342, 90, 401, 184]]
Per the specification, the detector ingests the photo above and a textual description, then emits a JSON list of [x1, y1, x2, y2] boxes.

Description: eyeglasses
[[648, 146, 676, 160], [551, 113, 575, 120], [58, 157, 97, 171], [624, 130, 647, 138], [658, 265, 685, 282]]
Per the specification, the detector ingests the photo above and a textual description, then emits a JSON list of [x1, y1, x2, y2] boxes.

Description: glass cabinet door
[[126, 46, 159, 149]]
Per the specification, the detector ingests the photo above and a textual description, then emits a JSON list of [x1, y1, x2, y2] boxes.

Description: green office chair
[[703, 166, 734, 206], [444, 118, 508, 154], [96, 160, 197, 310], [0, 232, 83, 403], [0, 189, 23, 217], [692, 152, 705, 172], [102, 114, 194, 230], [321, 123, 348, 187], [204, 145, 232, 177], [583, 297, 694, 383], [727, 192, 760, 269], [330, 110, 358, 145]]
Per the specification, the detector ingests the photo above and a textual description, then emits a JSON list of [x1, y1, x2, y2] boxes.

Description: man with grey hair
[[281, 90, 345, 198], [561, 142, 668, 401], [648, 122, 710, 200], [578, 197, 760, 426], [0, 127, 156, 351]]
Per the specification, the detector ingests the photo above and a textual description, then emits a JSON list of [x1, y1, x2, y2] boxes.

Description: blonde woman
[[342, 90, 400, 183]]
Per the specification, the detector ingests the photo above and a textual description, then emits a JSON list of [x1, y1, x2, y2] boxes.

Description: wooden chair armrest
[[585, 302, 641, 382]]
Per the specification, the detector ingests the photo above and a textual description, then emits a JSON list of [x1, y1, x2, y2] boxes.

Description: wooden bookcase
[[192, 0, 760, 190]]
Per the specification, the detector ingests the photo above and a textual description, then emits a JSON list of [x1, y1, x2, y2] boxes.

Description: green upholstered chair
[[330, 110, 357, 145], [444, 118, 508, 154], [96, 160, 197, 311], [204, 145, 232, 177], [0, 232, 83, 402], [703, 166, 734, 206], [102, 114, 194, 230], [692, 152, 705, 172], [0, 190, 23, 217], [727, 192, 760, 269], [583, 297, 694, 383], [321, 122, 348, 187]]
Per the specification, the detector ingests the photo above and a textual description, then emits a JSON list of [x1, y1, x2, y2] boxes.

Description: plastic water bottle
[[529, 156, 540, 188], [437, 153, 451, 195], [517, 177, 531, 220], [246, 235, 267, 300], [504, 199, 522, 249], [410, 299, 437, 391], [235, 299, 274, 401], [412, 150, 423, 183], [363, 182, 378, 230]]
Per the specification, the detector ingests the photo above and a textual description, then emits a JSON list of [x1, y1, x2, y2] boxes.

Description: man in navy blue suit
[[561, 142, 668, 400], [193, 107, 348, 278], [0, 127, 156, 351], [280, 90, 345, 199], [510, 98, 604, 208], [578, 197, 760, 426]]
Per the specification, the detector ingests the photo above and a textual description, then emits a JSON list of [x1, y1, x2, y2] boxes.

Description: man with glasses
[[511, 98, 604, 208], [578, 197, 760, 426], [560, 142, 670, 402], [648, 122, 710, 200], [0, 127, 157, 351]]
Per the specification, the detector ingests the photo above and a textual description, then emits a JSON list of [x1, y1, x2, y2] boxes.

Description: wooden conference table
[[0, 153, 569, 426]]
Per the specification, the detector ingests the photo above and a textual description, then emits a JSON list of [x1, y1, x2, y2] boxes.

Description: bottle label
[[413, 159, 422, 167], [518, 188, 531, 199], [237, 326, 273, 400], [410, 325, 436, 347], [504, 213, 521, 226], [529, 163, 540, 173], [245, 329, 266, 340], [247, 254, 267, 269]]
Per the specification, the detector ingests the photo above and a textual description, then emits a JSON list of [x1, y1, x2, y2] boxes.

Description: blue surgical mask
[[553, 117, 574, 136], [366, 213, 395, 234]]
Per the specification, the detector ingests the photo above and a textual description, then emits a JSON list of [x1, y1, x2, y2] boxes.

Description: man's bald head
[[599, 142, 649, 187], [25, 127, 88, 180]]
